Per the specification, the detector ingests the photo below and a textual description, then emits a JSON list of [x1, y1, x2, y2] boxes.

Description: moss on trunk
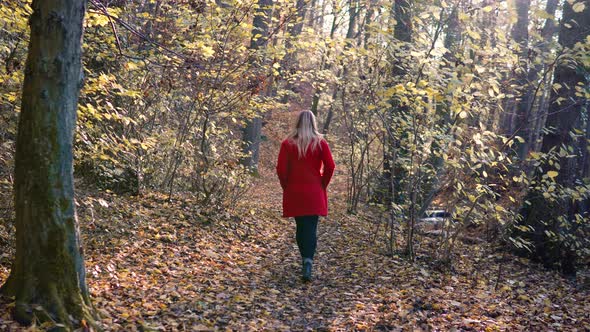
[[0, 0, 98, 329]]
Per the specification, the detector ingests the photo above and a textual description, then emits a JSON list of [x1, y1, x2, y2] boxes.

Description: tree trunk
[[416, 2, 462, 219], [500, 0, 528, 135], [511, 0, 559, 160], [322, 0, 359, 134], [518, 0, 590, 275], [525, 0, 560, 154], [308, 0, 317, 29], [281, 0, 308, 103], [0, 0, 97, 328], [393, 0, 412, 43], [241, 0, 273, 172], [539, 1, 588, 185], [381, 0, 412, 206], [291, 0, 308, 39], [362, 0, 378, 49], [310, 1, 338, 115], [511, 0, 533, 159]]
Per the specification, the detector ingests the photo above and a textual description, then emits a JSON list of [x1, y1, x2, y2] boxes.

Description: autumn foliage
[[0, 0, 589, 330]]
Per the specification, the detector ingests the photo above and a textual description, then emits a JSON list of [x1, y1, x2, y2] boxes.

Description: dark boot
[[302, 258, 313, 281]]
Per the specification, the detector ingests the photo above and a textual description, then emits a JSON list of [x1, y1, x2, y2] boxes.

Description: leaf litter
[[0, 150, 589, 331]]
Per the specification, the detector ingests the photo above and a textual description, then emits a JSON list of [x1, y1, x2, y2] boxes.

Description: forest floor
[[1, 112, 589, 331]]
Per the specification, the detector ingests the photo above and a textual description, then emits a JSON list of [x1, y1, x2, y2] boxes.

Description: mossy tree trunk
[[0, 0, 97, 329]]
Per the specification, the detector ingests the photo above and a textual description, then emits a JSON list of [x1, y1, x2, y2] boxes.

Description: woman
[[276, 110, 335, 281]]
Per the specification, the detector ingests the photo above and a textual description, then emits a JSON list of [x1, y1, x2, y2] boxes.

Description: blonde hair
[[287, 110, 323, 158]]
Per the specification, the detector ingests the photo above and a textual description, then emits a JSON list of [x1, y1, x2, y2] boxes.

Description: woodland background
[[0, 0, 589, 330]]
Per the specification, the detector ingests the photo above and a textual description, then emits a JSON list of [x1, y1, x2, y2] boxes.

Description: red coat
[[276, 138, 335, 217]]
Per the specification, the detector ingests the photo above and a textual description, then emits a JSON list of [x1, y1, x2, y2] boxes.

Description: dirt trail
[[1, 111, 589, 331]]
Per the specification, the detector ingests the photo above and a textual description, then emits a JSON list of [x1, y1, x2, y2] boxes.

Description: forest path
[[84, 161, 587, 331], [80, 113, 588, 331], [0, 112, 588, 331]]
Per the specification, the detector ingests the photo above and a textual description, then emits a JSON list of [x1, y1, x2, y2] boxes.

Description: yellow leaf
[[126, 62, 139, 71], [201, 45, 215, 58], [467, 29, 481, 40], [6, 92, 17, 102], [517, 294, 531, 302], [573, 2, 585, 13], [547, 171, 558, 178], [88, 13, 110, 27]]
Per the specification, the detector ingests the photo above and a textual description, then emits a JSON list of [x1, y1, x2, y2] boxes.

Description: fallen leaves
[[0, 154, 589, 331]]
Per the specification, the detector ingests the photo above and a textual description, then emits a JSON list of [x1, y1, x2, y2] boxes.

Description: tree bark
[[511, 0, 559, 160], [321, 0, 359, 134], [511, 0, 532, 159], [381, 0, 412, 206], [519, 0, 590, 275], [308, 0, 317, 29], [281, 0, 308, 102], [0, 0, 97, 328], [417, 2, 462, 219], [500, 0, 525, 135], [500, 0, 528, 134], [241, 0, 273, 172], [539, 1, 588, 185], [393, 0, 412, 43], [310, 0, 339, 116], [526, 0, 560, 154]]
